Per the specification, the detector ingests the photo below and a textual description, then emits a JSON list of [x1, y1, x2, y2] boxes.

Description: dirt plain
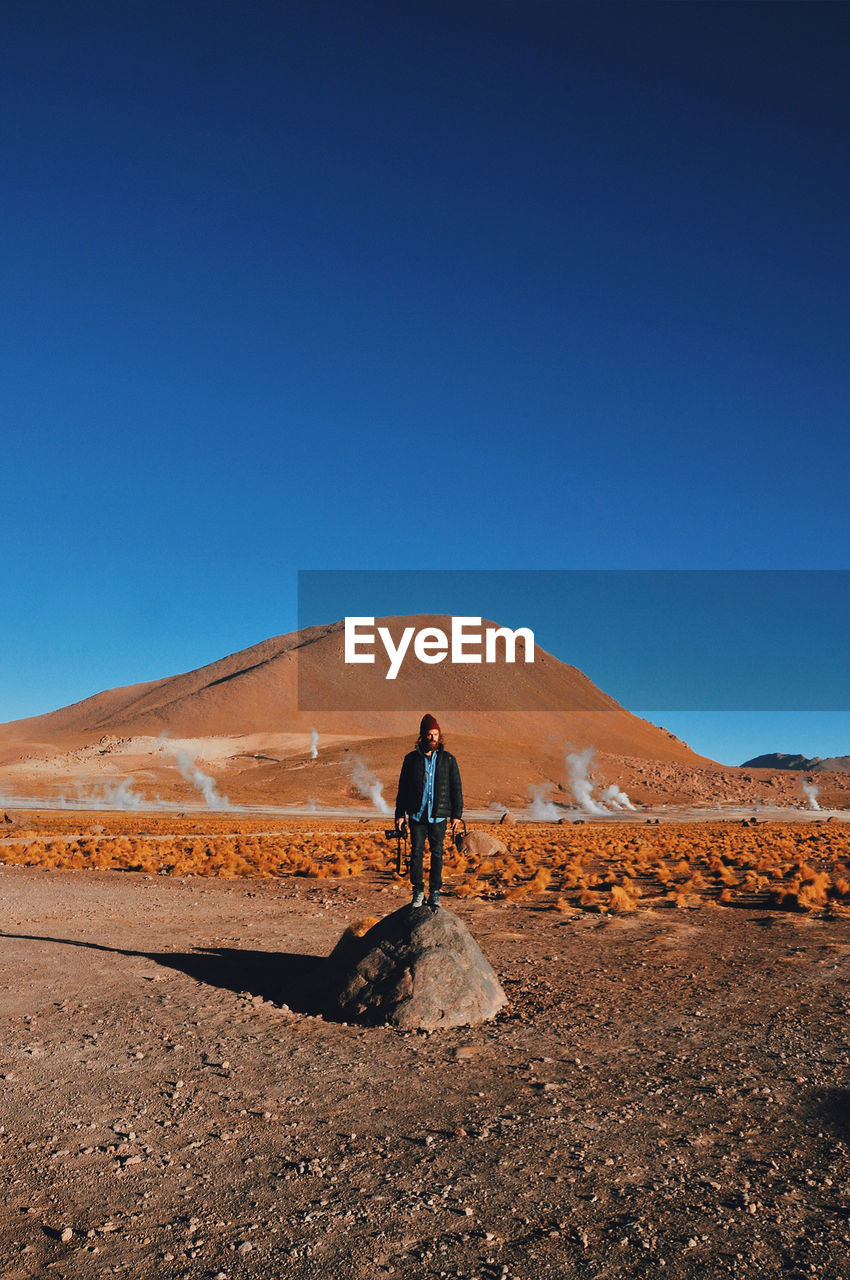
[[1, 813, 848, 1280]]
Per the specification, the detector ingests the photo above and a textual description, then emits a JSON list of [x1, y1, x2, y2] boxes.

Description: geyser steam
[[350, 756, 391, 814], [566, 748, 636, 815], [174, 747, 229, 810], [527, 783, 561, 820], [600, 783, 636, 811], [566, 748, 609, 815], [802, 780, 821, 811], [157, 736, 229, 810]]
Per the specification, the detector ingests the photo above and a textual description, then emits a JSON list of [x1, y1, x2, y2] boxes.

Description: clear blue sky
[[2, 2, 848, 765]]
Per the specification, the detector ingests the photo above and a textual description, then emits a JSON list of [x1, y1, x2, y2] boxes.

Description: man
[[395, 713, 463, 910]]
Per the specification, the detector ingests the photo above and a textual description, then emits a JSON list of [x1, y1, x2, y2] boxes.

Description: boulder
[[459, 829, 508, 859], [331, 905, 507, 1030]]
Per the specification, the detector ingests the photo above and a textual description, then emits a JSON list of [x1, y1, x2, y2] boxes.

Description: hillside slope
[[0, 617, 707, 765]]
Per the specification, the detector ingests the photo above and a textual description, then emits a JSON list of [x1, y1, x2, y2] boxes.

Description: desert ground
[[1, 811, 848, 1280]]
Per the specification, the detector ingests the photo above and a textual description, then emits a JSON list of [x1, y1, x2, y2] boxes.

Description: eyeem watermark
[[344, 616, 535, 680]]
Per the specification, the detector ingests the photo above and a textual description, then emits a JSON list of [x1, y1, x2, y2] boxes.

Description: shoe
[[428, 889, 441, 910], [411, 889, 425, 908]]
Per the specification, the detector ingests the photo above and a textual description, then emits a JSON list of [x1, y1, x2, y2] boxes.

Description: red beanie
[[420, 713, 440, 736]]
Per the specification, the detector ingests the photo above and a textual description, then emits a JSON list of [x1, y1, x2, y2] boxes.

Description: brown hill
[[21, 616, 843, 811], [741, 753, 850, 777], [0, 616, 703, 764], [816, 756, 850, 774], [741, 753, 820, 771]]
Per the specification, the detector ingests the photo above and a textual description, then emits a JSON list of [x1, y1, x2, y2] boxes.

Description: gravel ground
[[0, 862, 848, 1280]]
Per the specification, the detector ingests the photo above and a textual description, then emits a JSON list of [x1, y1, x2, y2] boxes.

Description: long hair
[[416, 730, 444, 750]]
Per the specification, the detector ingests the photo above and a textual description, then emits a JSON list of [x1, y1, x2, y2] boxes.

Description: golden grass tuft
[[503, 884, 530, 903], [346, 916, 382, 938], [609, 884, 638, 913], [528, 867, 551, 894], [3, 816, 848, 922], [669, 890, 700, 910]]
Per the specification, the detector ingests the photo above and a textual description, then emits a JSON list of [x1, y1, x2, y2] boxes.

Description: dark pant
[[409, 819, 446, 893]]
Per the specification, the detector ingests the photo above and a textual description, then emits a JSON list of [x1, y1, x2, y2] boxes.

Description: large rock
[[331, 905, 507, 1030], [459, 829, 508, 859]]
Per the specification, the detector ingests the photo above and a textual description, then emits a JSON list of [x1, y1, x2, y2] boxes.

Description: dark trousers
[[409, 819, 446, 893]]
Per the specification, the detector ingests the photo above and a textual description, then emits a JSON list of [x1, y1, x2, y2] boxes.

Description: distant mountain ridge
[[741, 752, 850, 774]]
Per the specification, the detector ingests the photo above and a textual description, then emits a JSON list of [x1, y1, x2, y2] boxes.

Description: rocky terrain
[[1, 839, 848, 1279]]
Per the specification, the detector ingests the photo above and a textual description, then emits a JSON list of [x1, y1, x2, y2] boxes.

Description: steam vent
[[330, 906, 507, 1031]]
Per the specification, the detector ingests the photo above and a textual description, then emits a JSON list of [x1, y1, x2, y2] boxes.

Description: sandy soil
[[1, 825, 848, 1280]]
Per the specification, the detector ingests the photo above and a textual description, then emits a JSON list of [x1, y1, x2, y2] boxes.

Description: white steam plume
[[103, 778, 146, 809], [0, 780, 147, 811], [802, 780, 821, 811], [156, 736, 229, 809], [71, 778, 147, 810], [174, 748, 229, 810], [566, 747, 609, 815], [526, 783, 561, 820], [310, 729, 319, 759], [484, 801, 512, 819], [600, 783, 636, 811], [350, 756, 391, 814]]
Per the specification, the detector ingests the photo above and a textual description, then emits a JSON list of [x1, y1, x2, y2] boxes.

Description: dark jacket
[[395, 743, 463, 822]]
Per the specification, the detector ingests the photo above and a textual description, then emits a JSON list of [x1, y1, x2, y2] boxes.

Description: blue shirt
[[412, 749, 446, 824]]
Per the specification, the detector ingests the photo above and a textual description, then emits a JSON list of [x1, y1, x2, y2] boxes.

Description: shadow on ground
[[815, 1088, 850, 1142], [0, 932, 336, 1016]]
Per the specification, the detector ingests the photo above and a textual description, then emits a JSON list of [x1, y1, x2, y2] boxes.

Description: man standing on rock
[[395, 714, 463, 911]]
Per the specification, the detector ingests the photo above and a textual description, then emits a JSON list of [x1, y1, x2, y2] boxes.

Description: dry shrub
[[346, 916, 381, 938], [7, 817, 850, 921], [528, 868, 551, 893], [609, 884, 638, 913], [560, 867, 584, 890], [797, 873, 830, 910], [669, 890, 700, 910]]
